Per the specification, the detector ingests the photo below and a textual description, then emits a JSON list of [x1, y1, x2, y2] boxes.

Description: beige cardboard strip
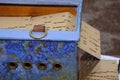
[[0, 12, 76, 31], [84, 60, 118, 80], [78, 21, 101, 59], [0, 17, 31, 29], [31, 12, 76, 31]]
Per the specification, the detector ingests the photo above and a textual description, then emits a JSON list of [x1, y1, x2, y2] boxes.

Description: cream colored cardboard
[[0, 17, 31, 29], [30, 12, 76, 30], [84, 60, 118, 80], [78, 21, 101, 59], [0, 12, 76, 31]]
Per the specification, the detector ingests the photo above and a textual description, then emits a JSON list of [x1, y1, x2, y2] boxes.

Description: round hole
[[23, 62, 32, 70], [37, 62, 47, 70], [7, 62, 18, 69], [53, 62, 62, 70]]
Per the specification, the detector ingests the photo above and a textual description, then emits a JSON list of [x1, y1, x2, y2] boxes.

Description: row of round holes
[[7, 62, 62, 70]]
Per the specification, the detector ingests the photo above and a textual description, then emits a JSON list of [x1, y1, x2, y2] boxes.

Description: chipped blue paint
[[0, 40, 78, 80]]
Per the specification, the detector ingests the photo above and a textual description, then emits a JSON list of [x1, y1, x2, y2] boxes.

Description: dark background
[[82, 0, 120, 56]]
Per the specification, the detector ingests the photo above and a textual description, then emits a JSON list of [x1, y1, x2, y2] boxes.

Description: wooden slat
[[0, 5, 76, 16]]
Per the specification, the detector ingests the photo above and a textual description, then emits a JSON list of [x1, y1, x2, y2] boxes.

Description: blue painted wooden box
[[0, 0, 82, 80]]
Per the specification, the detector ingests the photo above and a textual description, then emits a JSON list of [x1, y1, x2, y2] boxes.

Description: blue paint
[[0, 0, 81, 5], [0, 40, 78, 80]]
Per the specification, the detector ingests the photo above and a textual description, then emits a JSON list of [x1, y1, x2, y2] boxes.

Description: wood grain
[[0, 5, 76, 16]]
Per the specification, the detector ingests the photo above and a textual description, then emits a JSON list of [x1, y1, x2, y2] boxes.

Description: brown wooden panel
[[0, 5, 76, 16]]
